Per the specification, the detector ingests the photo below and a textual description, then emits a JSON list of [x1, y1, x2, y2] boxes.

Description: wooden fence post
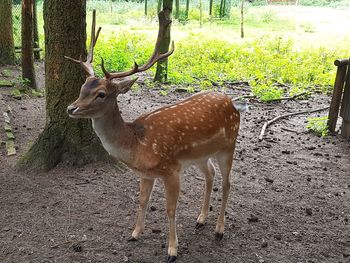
[[327, 59, 348, 133], [340, 59, 350, 139]]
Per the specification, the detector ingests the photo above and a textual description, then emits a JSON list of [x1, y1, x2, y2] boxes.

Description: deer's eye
[[97, 92, 106, 99]]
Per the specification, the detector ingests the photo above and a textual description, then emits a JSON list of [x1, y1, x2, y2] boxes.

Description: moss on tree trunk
[[18, 0, 107, 171], [0, 0, 16, 65]]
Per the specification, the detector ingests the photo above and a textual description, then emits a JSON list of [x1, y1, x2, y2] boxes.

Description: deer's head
[[66, 10, 174, 119]]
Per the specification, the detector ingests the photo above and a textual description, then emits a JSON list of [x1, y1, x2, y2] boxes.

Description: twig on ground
[[259, 106, 329, 141], [267, 92, 308, 102], [195, 176, 205, 181]]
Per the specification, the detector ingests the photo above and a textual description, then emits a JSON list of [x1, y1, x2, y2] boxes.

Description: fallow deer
[[66, 10, 246, 263]]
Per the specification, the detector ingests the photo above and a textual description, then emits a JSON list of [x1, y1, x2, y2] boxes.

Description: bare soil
[[0, 65, 349, 263]]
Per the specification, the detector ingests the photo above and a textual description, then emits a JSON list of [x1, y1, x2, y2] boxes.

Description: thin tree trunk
[[175, 0, 179, 19], [240, 0, 244, 38], [199, 0, 202, 27], [0, 0, 16, 65], [33, 0, 40, 59], [185, 0, 190, 19], [22, 0, 37, 88], [209, 0, 213, 16], [145, 0, 148, 16], [219, 0, 224, 18], [18, 0, 106, 171], [154, 0, 172, 82]]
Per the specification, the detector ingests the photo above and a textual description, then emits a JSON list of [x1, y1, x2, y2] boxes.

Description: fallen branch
[[258, 106, 329, 141], [267, 91, 308, 102]]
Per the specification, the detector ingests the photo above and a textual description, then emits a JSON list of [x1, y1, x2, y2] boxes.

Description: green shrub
[[306, 116, 328, 136]]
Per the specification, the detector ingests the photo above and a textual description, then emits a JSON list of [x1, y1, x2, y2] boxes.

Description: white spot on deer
[[193, 127, 198, 130], [192, 142, 198, 147], [185, 125, 189, 130], [152, 143, 158, 154], [149, 125, 153, 130]]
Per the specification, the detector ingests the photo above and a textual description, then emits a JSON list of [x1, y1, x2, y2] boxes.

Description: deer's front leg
[[129, 177, 155, 241], [163, 174, 180, 263]]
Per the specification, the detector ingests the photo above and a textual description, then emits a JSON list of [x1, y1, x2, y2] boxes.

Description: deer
[[65, 10, 246, 263]]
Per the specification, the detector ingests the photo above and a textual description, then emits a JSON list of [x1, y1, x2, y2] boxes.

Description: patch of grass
[[306, 116, 328, 136], [93, 31, 347, 98]]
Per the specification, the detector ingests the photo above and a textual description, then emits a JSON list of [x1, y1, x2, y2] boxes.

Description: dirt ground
[[0, 64, 349, 263]]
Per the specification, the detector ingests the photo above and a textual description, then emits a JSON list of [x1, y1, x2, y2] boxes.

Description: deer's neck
[[91, 100, 137, 164]]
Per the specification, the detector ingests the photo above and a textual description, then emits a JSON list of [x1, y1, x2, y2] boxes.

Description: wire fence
[[12, 0, 41, 59]]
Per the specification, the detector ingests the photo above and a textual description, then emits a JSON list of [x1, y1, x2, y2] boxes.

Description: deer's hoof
[[215, 232, 224, 241], [166, 255, 177, 263], [127, 236, 138, 242], [195, 222, 205, 229]]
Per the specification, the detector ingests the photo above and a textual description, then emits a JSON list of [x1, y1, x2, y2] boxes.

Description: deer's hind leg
[[195, 158, 216, 228], [215, 149, 234, 240]]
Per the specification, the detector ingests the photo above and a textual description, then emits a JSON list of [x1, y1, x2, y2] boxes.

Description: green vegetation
[[94, 32, 347, 99], [306, 116, 329, 136], [11, 1, 350, 100]]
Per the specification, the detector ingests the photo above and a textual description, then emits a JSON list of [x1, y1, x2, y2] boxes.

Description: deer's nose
[[67, 105, 78, 115]]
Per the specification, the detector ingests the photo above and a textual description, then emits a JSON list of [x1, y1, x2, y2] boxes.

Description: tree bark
[[185, 0, 190, 19], [199, 0, 203, 27], [18, 0, 106, 171], [22, 0, 37, 88], [145, 0, 148, 16], [209, 0, 213, 16], [175, 0, 179, 19], [0, 0, 16, 65], [154, 0, 172, 82], [240, 0, 244, 38], [33, 0, 40, 59]]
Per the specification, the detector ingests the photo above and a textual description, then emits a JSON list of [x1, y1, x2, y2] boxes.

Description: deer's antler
[[64, 9, 101, 77], [101, 10, 175, 80]]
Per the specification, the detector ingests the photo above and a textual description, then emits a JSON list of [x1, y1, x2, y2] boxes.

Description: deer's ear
[[110, 77, 138, 95]]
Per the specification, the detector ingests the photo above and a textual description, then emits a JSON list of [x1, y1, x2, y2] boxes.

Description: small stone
[[87, 226, 93, 231], [261, 241, 268, 248], [112, 250, 118, 255], [150, 205, 157, 212], [305, 208, 313, 216], [286, 160, 297, 165], [152, 228, 162, 234], [213, 187, 219, 192], [281, 150, 290, 154], [247, 214, 259, 223], [307, 177, 311, 182], [274, 234, 282, 240], [72, 243, 82, 252], [264, 177, 274, 183]]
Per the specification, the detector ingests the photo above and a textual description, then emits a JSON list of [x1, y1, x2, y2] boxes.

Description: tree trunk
[[219, 0, 224, 18], [33, 0, 40, 59], [175, 0, 179, 19], [145, 0, 148, 16], [157, 0, 162, 13], [209, 0, 213, 16], [199, 0, 202, 27], [22, 0, 37, 89], [154, 0, 172, 82], [0, 0, 15, 65], [185, 0, 190, 19], [18, 0, 106, 171], [240, 0, 244, 38]]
